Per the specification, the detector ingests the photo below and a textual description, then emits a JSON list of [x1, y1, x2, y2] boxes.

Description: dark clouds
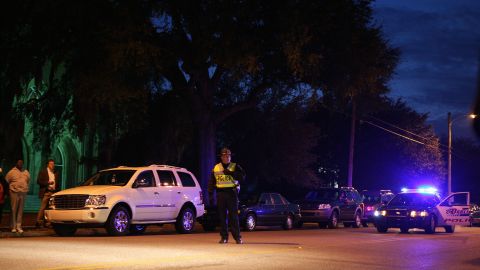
[[373, 0, 480, 139]]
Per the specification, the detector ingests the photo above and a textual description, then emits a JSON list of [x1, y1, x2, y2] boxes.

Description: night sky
[[373, 0, 480, 141]]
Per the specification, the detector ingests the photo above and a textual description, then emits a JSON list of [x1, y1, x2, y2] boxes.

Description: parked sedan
[[239, 192, 301, 231], [199, 192, 301, 232]]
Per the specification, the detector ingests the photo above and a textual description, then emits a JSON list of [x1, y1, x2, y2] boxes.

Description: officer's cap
[[219, 147, 232, 156]]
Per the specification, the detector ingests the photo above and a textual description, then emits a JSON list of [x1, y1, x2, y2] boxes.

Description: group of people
[[0, 159, 59, 233], [0, 147, 244, 244]]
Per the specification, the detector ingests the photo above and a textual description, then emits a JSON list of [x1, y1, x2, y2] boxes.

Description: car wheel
[[245, 213, 256, 231], [328, 211, 339, 229], [130, 224, 147, 235], [424, 215, 436, 234], [376, 226, 388, 233], [106, 206, 131, 236], [52, 224, 77, 237], [352, 212, 362, 228], [283, 214, 294, 230], [175, 207, 196, 234], [445, 225, 455, 233], [400, 227, 409, 233]]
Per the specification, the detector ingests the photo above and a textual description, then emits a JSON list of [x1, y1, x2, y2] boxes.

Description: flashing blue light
[[401, 187, 408, 193], [417, 186, 437, 194]]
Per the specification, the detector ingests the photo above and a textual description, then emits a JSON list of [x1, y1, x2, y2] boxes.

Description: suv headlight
[[48, 197, 55, 208], [85, 195, 107, 206], [374, 210, 386, 217], [318, 204, 331, 209]]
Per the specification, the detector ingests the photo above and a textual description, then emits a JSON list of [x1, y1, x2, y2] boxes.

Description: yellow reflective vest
[[213, 163, 237, 189]]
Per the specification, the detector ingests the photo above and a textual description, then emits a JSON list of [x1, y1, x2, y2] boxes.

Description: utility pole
[[447, 112, 452, 195], [347, 99, 356, 187]]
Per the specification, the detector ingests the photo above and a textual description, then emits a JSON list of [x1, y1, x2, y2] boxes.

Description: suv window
[[157, 170, 177, 186], [83, 170, 135, 186], [305, 190, 339, 201], [134, 170, 156, 187], [177, 172, 196, 187], [271, 194, 285, 205]]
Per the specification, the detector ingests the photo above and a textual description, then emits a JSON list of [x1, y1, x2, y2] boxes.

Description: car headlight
[[85, 195, 107, 206], [374, 210, 386, 217], [410, 210, 428, 217], [48, 197, 55, 207], [318, 204, 331, 209]]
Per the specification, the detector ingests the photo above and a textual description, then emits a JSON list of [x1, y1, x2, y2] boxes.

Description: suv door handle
[[154, 192, 159, 195], [177, 191, 181, 194]]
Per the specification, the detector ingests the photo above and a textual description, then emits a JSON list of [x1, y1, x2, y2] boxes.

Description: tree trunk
[[198, 119, 216, 199]]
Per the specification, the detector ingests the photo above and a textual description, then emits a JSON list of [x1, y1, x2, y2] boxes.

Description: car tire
[[400, 227, 409, 233], [445, 225, 455, 233], [376, 225, 388, 233], [106, 205, 131, 236], [424, 215, 436, 234], [175, 207, 196, 234], [328, 211, 339, 229], [283, 214, 294, 230], [352, 212, 362, 228], [245, 213, 256, 231], [52, 224, 77, 237], [130, 224, 147, 235]]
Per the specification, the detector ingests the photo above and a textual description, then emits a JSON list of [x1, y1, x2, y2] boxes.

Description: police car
[[373, 187, 470, 234]]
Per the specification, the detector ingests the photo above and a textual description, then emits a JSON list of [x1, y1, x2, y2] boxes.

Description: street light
[[447, 112, 477, 194]]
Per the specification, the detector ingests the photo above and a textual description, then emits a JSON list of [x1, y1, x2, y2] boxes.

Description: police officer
[[208, 147, 245, 244]]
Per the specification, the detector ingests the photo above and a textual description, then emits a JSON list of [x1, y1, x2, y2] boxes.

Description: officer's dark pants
[[217, 189, 241, 240]]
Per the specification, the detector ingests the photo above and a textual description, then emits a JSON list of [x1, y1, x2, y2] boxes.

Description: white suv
[[45, 165, 205, 236]]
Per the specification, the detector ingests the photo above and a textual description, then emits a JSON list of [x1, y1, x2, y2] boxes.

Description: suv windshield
[[305, 190, 339, 201], [388, 193, 439, 207], [82, 170, 135, 186]]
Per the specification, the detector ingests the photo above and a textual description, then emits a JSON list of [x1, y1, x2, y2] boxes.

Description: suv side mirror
[[133, 178, 149, 188]]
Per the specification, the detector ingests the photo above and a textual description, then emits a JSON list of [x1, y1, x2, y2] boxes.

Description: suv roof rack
[[148, 164, 185, 170]]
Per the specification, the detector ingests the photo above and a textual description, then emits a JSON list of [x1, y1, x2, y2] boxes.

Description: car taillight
[[366, 206, 375, 211], [199, 191, 204, 204]]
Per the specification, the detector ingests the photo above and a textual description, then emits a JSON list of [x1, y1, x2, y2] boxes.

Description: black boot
[[219, 238, 228, 244]]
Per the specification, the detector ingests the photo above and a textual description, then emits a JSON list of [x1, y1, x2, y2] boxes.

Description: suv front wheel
[[106, 206, 131, 236], [175, 207, 196, 234], [328, 211, 339, 229]]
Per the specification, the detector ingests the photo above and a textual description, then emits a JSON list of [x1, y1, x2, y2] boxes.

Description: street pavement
[[1, 221, 480, 270]]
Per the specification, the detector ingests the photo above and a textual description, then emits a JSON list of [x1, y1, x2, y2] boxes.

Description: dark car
[[297, 187, 364, 229], [374, 189, 470, 234], [361, 190, 395, 226], [470, 203, 480, 226], [199, 192, 301, 232]]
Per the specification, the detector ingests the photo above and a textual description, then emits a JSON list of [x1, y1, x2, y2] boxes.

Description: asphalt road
[[1, 224, 479, 270]]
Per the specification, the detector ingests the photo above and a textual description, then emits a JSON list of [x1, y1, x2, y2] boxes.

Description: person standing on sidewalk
[[36, 159, 60, 228], [208, 147, 246, 244], [5, 159, 30, 233]]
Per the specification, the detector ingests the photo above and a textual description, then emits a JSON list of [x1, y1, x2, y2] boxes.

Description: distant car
[[361, 190, 395, 227], [297, 187, 364, 229], [374, 188, 470, 234], [470, 203, 480, 226], [199, 192, 301, 232]]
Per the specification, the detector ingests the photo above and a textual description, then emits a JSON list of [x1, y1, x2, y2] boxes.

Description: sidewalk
[[0, 212, 53, 238]]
